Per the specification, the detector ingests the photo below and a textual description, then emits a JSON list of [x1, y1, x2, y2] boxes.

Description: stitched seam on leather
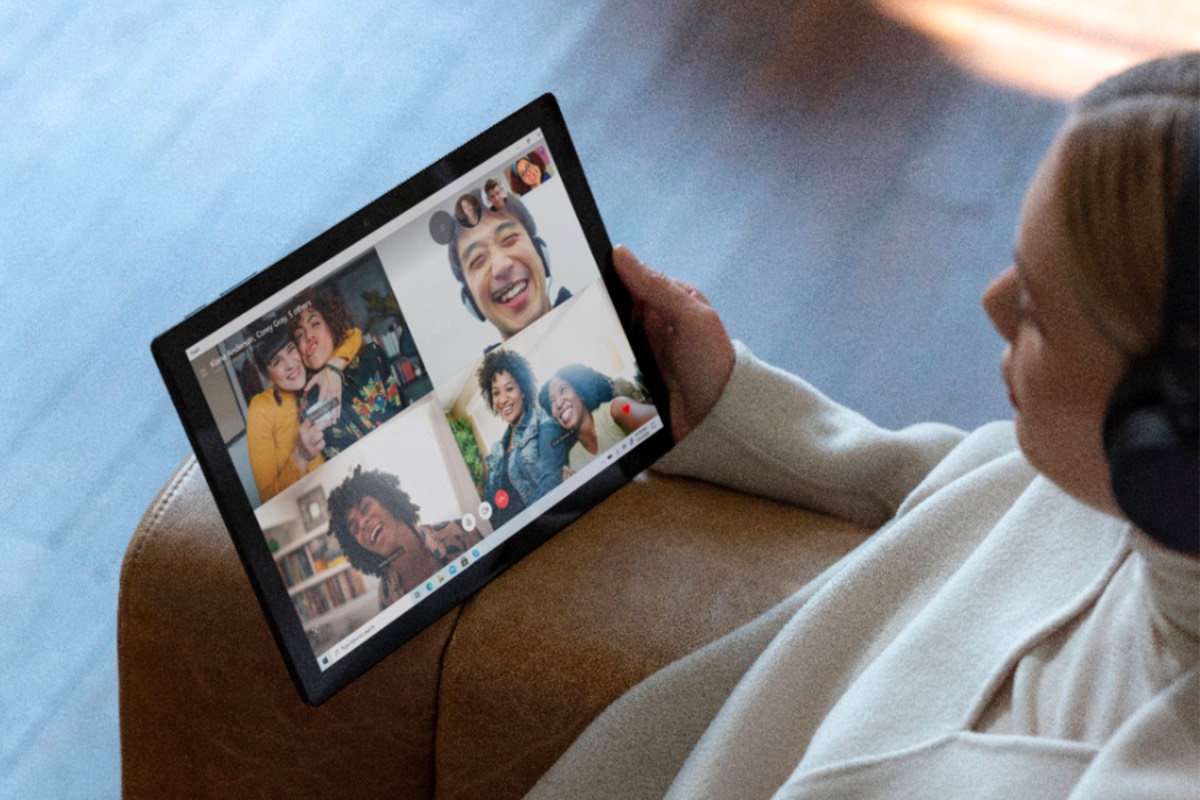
[[432, 603, 468, 800], [132, 454, 197, 544], [118, 455, 198, 624], [116, 454, 200, 795]]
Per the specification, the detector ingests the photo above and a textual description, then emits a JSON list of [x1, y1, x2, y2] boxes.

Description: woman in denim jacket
[[478, 348, 568, 528]]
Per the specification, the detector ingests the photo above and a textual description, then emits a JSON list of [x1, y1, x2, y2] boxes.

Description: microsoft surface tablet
[[152, 94, 672, 705]]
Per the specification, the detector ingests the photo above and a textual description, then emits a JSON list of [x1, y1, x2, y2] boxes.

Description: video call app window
[[182, 130, 664, 670]]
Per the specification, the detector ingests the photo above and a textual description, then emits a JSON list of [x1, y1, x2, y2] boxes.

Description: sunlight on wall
[[875, 0, 1200, 99]]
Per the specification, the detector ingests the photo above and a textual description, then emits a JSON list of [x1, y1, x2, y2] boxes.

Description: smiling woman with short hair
[[538, 363, 656, 477]]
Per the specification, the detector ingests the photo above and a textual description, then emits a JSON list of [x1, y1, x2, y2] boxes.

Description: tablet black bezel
[[151, 93, 673, 705]]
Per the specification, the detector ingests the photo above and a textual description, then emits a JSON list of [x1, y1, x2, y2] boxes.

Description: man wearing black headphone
[[446, 194, 571, 351]]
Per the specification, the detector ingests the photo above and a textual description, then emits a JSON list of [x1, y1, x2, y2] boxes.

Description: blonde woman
[[527, 53, 1199, 800]]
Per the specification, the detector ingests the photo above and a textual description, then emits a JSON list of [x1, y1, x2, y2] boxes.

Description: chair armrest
[[435, 471, 868, 799], [118, 456, 454, 799], [119, 459, 868, 799]]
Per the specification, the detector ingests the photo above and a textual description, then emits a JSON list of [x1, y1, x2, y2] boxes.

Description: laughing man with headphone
[[447, 194, 572, 352]]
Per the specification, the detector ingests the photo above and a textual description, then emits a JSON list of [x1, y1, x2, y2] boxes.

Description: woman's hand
[[294, 417, 328, 465], [613, 245, 734, 442]]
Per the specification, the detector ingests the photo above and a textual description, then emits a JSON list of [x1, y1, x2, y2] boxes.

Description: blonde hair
[[1052, 52, 1199, 358]]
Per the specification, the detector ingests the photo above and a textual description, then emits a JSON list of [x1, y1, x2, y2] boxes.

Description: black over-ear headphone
[[460, 236, 552, 322], [1103, 111, 1199, 554]]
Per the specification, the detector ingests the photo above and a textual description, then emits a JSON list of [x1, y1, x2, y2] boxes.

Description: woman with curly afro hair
[[327, 466, 481, 608], [476, 348, 568, 528]]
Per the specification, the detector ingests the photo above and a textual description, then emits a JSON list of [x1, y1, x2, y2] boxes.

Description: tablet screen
[[161, 97, 669, 699]]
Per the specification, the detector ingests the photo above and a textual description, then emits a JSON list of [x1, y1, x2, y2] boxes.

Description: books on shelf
[[274, 524, 371, 625], [275, 525, 347, 589], [292, 569, 369, 623], [278, 547, 315, 587]]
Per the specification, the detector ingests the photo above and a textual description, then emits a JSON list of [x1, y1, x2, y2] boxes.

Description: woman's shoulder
[[929, 420, 1021, 478], [527, 404, 558, 429], [334, 327, 363, 363], [598, 399, 625, 427], [347, 337, 386, 368], [247, 388, 293, 416], [485, 436, 507, 460], [893, 420, 1030, 518]]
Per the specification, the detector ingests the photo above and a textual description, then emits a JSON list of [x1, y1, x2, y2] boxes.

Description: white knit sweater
[[526, 342, 1198, 800]]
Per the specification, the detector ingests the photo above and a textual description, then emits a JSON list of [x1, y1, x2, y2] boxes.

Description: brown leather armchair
[[118, 456, 867, 799]]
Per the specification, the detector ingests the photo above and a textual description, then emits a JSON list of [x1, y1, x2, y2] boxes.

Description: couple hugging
[[246, 287, 403, 503], [476, 348, 655, 529]]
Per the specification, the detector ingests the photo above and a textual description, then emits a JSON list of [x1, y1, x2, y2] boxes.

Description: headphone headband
[[1163, 111, 1199, 357]]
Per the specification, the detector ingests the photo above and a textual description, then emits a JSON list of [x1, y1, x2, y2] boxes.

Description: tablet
[[152, 94, 673, 705]]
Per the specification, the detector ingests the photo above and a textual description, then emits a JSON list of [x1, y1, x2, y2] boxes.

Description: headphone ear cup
[[1103, 111, 1200, 554], [535, 237, 550, 278], [461, 286, 484, 322], [1105, 356, 1200, 554], [1105, 358, 1165, 444]]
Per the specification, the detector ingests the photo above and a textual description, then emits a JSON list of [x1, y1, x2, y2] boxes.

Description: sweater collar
[[1130, 528, 1200, 660]]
